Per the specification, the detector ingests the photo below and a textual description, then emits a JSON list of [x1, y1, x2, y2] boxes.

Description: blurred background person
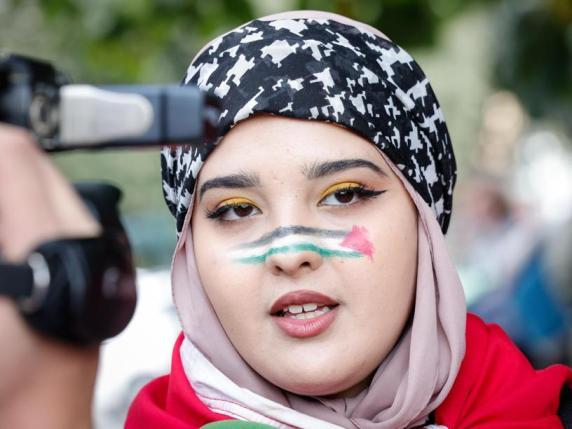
[[1, 0, 570, 427], [452, 173, 570, 368]]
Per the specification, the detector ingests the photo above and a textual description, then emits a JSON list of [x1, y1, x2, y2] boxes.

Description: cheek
[[347, 205, 417, 326], [193, 230, 265, 338]]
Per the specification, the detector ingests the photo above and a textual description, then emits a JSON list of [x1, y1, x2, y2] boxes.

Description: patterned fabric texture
[[161, 17, 456, 233]]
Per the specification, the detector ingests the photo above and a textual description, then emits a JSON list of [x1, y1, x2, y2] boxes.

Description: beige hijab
[[172, 156, 465, 427], [170, 11, 466, 429]]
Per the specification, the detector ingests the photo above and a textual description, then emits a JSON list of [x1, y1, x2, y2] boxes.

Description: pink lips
[[270, 290, 338, 338]]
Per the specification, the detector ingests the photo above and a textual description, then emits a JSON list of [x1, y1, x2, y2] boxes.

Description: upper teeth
[[285, 303, 319, 314]]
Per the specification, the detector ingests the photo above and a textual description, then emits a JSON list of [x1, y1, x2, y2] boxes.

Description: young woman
[[126, 11, 572, 428]]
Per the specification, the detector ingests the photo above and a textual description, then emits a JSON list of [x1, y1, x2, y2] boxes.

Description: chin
[[260, 359, 369, 397], [276, 374, 366, 397]]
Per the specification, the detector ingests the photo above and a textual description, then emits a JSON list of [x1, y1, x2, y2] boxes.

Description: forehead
[[198, 115, 388, 179]]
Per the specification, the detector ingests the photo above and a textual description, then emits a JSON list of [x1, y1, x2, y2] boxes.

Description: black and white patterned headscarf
[[161, 13, 456, 233]]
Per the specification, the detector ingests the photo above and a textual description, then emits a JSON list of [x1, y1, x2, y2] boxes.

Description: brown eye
[[233, 204, 254, 217], [207, 197, 262, 222], [334, 190, 356, 204]]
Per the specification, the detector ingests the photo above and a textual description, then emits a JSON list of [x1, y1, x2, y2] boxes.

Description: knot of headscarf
[[161, 13, 456, 234]]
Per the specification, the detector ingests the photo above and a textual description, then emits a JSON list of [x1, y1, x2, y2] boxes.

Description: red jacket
[[126, 314, 572, 428]]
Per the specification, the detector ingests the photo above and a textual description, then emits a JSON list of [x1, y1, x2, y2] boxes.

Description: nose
[[266, 245, 323, 276]]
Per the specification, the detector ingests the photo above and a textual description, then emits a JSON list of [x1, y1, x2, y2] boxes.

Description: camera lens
[[29, 92, 58, 137]]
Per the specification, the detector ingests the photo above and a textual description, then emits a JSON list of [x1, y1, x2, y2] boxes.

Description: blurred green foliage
[[493, 0, 572, 131], [3, 0, 501, 83]]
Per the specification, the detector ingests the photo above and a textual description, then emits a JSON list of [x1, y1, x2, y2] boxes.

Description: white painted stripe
[[230, 234, 357, 261]]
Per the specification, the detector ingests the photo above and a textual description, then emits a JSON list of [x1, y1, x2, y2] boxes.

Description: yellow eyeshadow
[[215, 197, 257, 209], [319, 182, 362, 200]]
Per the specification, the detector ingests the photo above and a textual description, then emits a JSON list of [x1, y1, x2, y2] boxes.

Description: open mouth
[[270, 290, 339, 338], [274, 303, 339, 320]]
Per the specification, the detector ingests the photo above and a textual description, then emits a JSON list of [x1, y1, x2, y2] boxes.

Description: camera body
[[0, 53, 219, 151], [0, 53, 219, 343]]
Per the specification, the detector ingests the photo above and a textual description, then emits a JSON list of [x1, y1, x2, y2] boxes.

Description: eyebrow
[[198, 173, 260, 201], [303, 159, 387, 179]]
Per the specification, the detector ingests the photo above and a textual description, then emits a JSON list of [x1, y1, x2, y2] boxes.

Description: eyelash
[[205, 184, 385, 223], [318, 184, 384, 206]]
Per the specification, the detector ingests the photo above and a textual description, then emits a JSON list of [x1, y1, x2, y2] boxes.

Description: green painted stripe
[[235, 242, 363, 264]]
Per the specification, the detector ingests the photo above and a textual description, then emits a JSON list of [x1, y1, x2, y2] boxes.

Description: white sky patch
[[240, 31, 264, 44], [287, 78, 303, 91], [214, 54, 255, 98], [269, 19, 307, 36], [233, 86, 264, 123], [310, 67, 335, 94], [272, 79, 283, 90], [260, 40, 299, 67], [310, 107, 319, 119]]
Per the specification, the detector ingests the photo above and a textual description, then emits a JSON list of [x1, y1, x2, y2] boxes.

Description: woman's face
[[191, 115, 418, 396]]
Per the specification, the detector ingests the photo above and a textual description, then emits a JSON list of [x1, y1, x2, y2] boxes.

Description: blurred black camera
[[0, 53, 220, 344], [0, 53, 219, 151]]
